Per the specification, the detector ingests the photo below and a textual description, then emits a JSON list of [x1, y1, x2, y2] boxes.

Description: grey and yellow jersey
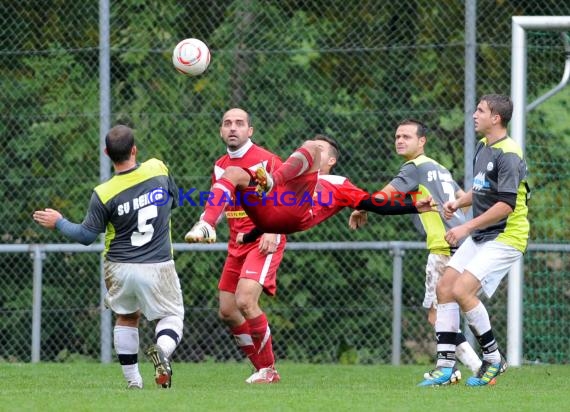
[[389, 154, 465, 255], [82, 158, 179, 263], [471, 136, 530, 252]]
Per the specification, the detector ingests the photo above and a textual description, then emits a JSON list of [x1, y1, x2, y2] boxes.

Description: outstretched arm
[[349, 194, 434, 229], [349, 183, 400, 229], [33, 208, 99, 245], [356, 195, 433, 215]]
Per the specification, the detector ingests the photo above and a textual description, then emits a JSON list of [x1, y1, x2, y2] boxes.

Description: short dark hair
[[480, 94, 513, 127], [314, 134, 340, 173], [397, 118, 428, 138], [105, 125, 134, 163]]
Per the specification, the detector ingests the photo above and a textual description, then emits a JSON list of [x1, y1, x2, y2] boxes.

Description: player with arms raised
[[33, 125, 183, 389]]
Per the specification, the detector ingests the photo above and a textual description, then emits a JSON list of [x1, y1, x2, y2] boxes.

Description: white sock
[[435, 302, 461, 334], [155, 316, 184, 359], [122, 364, 142, 385], [435, 302, 460, 368], [465, 303, 501, 364], [114, 325, 142, 385], [456, 341, 482, 373], [464, 301, 491, 335]]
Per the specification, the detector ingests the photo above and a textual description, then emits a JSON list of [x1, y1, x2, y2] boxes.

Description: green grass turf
[[1, 362, 568, 412]]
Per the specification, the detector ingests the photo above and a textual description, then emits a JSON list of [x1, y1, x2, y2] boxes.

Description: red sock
[[247, 313, 275, 369], [272, 147, 313, 187], [230, 322, 263, 370], [202, 177, 235, 226]]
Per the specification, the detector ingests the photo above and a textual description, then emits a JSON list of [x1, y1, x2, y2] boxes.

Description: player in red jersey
[[197, 108, 285, 384], [185, 134, 433, 244]]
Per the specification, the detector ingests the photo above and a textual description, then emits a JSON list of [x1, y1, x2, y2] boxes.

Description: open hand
[[349, 210, 368, 229], [32, 208, 62, 230]]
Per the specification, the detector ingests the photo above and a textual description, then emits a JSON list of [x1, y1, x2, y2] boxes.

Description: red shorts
[[241, 172, 319, 234], [218, 236, 286, 296]]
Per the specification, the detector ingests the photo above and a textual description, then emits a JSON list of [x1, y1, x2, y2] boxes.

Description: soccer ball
[[172, 38, 211, 76]]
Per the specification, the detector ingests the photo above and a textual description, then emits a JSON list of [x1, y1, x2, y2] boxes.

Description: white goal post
[[509, 16, 570, 367]]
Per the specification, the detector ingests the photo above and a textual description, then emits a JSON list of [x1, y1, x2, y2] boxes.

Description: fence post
[[391, 243, 404, 365], [98, 0, 113, 364], [100, 255, 113, 363], [31, 245, 46, 363]]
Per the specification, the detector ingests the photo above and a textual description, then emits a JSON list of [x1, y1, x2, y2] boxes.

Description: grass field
[[2, 362, 569, 411]]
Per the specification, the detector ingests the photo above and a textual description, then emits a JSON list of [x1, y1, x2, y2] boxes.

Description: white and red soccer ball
[[172, 38, 211, 76]]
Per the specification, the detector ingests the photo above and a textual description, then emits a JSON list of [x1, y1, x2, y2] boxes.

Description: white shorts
[[423, 253, 450, 309], [104, 260, 184, 321], [447, 237, 522, 298]]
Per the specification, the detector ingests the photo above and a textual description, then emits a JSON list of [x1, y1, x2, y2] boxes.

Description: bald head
[[222, 108, 251, 127], [220, 108, 254, 150]]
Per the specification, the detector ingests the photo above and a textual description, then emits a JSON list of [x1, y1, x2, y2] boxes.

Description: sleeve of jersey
[[55, 218, 99, 245], [330, 179, 370, 208], [81, 192, 110, 234], [495, 153, 524, 210], [388, 163, 418, 193], [329, 177, 418, 214], [356, 197, 418, 215], [496, 152, 523, 194]]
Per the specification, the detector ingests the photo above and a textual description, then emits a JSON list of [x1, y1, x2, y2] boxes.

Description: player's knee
[[451, 281, 470, 305], [234, 294, 251, 312], [296, 140, 321, 172], [451, 271, 479, 303], [235, 296, 259, 317], [224, 166, 242, 174], [218, 307, 230, 322], [226, 166, 254, 189], [116, 311, 141, 327], [437, 268, 460, 300], [436, 280, 453, 301], [223, 166, 248, 183], [218, 306, 240, 324]]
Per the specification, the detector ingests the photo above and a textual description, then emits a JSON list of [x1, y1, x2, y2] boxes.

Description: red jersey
[[242, 173, 369, 234], [213, 140, 283, 254], [308, 174, 370, 228]]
